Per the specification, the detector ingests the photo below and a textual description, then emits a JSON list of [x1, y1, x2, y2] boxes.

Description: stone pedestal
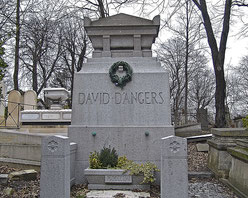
[[161, 136, 188, 198], [40, 135, 70, 198], [208, 128, 248, 178], [69, 14, 174, 184]]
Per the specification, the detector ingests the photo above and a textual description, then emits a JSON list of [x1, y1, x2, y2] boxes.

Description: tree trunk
[[192, 0, 231, 127], [184, 0, 190, 124], [214, 61, 227, 127], [32, 55, 38, 93], [13, 0, 20, 90], [97, 0, 106, 18]]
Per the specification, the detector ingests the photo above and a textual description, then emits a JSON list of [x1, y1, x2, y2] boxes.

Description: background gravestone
[[0, 81, 6, 124], [69, 13, 174, 183], [6, 90, 22, 127], [23, 90, 37, 110]]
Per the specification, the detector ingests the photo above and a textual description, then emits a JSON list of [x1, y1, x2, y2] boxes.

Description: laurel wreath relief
[[109, 61, 133, 89]]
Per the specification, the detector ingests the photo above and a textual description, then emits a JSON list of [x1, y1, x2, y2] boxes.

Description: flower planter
[[84, 168, 150, 190]]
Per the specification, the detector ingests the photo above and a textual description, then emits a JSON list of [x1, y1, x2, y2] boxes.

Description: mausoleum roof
[[84, 13, 160, 27]]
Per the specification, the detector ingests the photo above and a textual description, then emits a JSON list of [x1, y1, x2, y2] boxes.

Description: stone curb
[[188, 171, 214, 179]]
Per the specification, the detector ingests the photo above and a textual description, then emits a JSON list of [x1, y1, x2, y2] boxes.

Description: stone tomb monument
[[68, 13, 174, 183]]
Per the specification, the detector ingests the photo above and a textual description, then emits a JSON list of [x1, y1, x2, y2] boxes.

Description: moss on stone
[[227, 147, 248, 163]]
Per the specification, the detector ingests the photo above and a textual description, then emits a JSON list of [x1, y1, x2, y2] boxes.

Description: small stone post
[[161, 135, 188, 198], [40, 135, 70, 198]]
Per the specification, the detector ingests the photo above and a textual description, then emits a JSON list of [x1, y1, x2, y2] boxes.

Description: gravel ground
[[0, 143, 240, 198]]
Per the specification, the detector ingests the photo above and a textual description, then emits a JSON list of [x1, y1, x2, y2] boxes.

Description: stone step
[[86, 190, 150, 198]]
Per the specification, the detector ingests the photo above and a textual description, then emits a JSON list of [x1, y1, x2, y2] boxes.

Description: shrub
[[99, 146, 118, 168], [89, 148, 159, 184], [89, 151, 102, 169], [120, 160, 159, 184], [242, 116, 248, 128], [117, 155, 130, 168]]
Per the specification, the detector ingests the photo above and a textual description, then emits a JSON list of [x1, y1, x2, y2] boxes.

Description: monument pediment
[[84, 13, 160, 58], [84, 13, 160, 27]]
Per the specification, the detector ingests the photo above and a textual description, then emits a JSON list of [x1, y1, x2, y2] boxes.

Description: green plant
[[120, 160, 159, 184], [99, 146, 118, 168], [89, 148, 159, 184], [242, 116, 248, 128], [117, 155, 130, 168], [89, 151, 102, 169]]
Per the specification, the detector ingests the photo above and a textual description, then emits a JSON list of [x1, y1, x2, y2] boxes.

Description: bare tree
[[129, 0, 247, 127], [19, 0, 67, 95], [226, 56, 248, 117], [166, 0, 205, 124], [157, 37, 187, 126], [50, 13, 90, 107], [188, 55, 215, 113]]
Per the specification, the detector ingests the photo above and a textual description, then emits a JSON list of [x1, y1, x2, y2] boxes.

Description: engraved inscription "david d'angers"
[[78, 92, 165, 105]]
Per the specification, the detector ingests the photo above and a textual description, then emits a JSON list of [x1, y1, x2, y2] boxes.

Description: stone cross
[[161, 135, 188, 198]]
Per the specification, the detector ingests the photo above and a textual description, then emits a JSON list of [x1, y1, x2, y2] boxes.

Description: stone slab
[[20, 109, 72, 123], [87, 184, 150, 191], [3, 187, 14, 196], [85, 168, 150, 190], [0, 174, 8, 184], [0, 144, 41, 161], [188, 171, 214, 179], [220, 178, 248, 198], [211, 128, 248, 137], [227, 154, 248, 197], [71, 57, 171, 126], [236, 139, 248, 148], [6, 90, 22, 126], [23, 90, 37, 110], [105, 175, 132, 184], [0, 157, 40, 171], [9, 169, 37, 181], [86, 190, 150, 198], [187, 134, 212, 142], [196, 143, 209, 152]]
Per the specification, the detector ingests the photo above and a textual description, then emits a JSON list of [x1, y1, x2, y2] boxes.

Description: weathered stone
[[3, 187, 14, 196], [0, 81, 6, 120], [40, 135, 70, 198], [20, 109, 72, 123], [196, 143, 209, 152], [43, 88, 69, 110], [0, 174, 8, 184], [9, 169, 37, 181], [225, 140, 248, 197], [69, 13, 174, 184], [6, 90, 22, 126], [207, 128, 248, 178], [86, 190, 150, 198], [161, 135, 188, 198], [84, 13, 160, 58], [197, 108, 208, 130], [84, 168, 150, 190], [23, 90, 37, 110]]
